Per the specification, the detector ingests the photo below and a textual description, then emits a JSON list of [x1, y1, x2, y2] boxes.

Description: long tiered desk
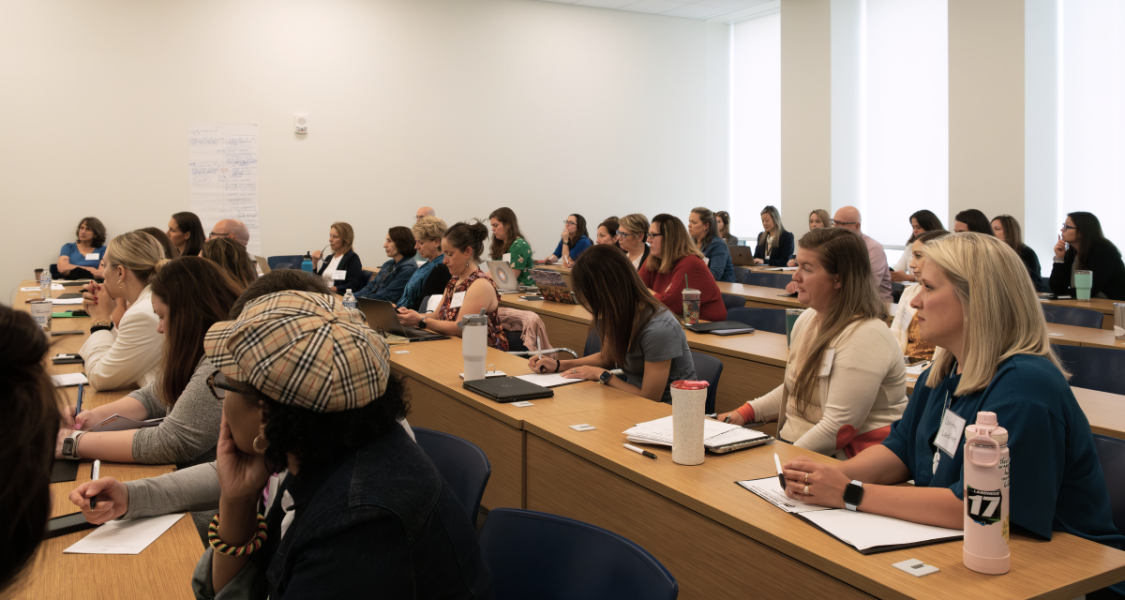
[[1041, 297, 1120, 330], [8, 282, 200, 600]]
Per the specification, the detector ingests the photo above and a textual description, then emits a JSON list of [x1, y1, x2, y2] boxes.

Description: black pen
[[624, 444, 657, 459], [75, 384, 84, 420], [89, 460, 101, 508]]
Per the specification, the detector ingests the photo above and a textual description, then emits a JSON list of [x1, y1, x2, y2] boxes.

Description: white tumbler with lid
[[670, 380, 709, 466], [460, 309, 489, 382]]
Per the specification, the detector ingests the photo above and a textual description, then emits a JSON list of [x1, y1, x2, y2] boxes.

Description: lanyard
[[934, 360, 957, 445]]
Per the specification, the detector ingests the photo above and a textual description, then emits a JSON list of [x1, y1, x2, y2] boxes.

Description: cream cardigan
[[79, 286, 164, 391], [746, 309, 908, 459]]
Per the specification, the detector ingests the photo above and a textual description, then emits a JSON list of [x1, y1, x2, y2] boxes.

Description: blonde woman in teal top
[[489, 207, 535, 287]]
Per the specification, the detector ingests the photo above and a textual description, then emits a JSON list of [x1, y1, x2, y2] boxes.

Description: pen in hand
[[89, 460, 101, 508], [774, 453, 787, 491]]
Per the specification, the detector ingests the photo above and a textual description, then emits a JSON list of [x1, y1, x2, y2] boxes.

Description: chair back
[[1053, 345, 1125, 395], [1042, 305, 1104, 329], [733, 266, 750, 283], [742, 272, 791, 289], [1094, 434, 1125, 536], [412, 428, 491, 528], [721, 293, 746, 311], [267, 255, 305, 270], [727, 307, 787, 336], [479, 508, 678, 600], [689, 351, 724, 414]]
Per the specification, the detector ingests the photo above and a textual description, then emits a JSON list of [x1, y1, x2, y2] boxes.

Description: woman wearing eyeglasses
[[618, 213, 651, 270], [641, 214, 727, 322], [1050, 212, 1125, 301], [544, 214, 592, 267]]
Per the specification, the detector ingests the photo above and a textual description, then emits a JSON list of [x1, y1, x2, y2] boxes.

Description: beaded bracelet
[[207, 512, 268, 557]]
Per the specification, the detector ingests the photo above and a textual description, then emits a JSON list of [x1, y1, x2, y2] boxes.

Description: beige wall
[[780, 0, 832, 239]]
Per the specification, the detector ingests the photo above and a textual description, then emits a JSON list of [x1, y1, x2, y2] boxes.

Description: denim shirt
[[191, 425, 494, 599], [356, 256, 418, 303]]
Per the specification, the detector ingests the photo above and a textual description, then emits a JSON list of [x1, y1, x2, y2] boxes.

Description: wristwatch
[[843, 480, 865, 511], [598, 370, 613, 386], [90, 320, 113, 334], [61, 430, 85, 460], [419, 318, 427, 330]]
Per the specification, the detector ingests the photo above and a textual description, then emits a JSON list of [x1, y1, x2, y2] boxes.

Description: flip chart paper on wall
[[189, 124, 262, 257]]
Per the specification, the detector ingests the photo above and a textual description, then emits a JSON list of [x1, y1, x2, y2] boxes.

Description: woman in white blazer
[[890, 230, 949, 360], [78, 230, 166, 391]]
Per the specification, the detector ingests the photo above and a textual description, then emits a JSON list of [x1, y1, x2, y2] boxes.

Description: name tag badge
[[84, 253, 100, 261], [703, 257, 710, 266], [330, 270, 346, 280], [503, 253, 512, 264], [935, 408, 967, 458], [819, 348, 835, 377], [450, 291, 466, 309]]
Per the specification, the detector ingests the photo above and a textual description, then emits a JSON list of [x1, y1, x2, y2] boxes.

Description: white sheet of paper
[[52, 298, 84, 305], [503, 253, 512, 263], [426, 295, 442, 312], [22, 285, 65, 291], [514, 373, 585, 388], [52, 373, 89, 387], [64, 513, 185, 555], [799, 509, 962, 552], [736, 477, 833, 514]]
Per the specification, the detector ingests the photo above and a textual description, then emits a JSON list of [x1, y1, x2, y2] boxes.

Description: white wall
[[0, 0, 718, 296]]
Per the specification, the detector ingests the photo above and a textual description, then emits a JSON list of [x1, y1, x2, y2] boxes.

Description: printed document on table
[[52, 298, 84, 305], [513, 373, 584, 388], [51, 373, 89, 387], [64, 514, 185, 555], [736, 477, 833, 514]]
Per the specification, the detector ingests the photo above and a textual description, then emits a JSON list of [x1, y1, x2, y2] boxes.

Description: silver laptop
[[355, 298, 446, 342], [487, 261, 520, 293]]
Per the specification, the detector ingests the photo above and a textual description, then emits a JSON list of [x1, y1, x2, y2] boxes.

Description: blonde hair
[[922, 233, 1068, 395], [105, 231, 165, 285], [619, 213, 649, 241], [810, 209, 831, 229], [790, 229, 887, 416], [647, 214, 705, 274], [331, 222, 355, 254], [413, 216, 448, 243]]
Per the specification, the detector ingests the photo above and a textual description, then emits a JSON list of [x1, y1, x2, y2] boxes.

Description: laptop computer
[[487, 261, 520, 293], [685, 321, 756, 335], [255, 255, 271, 274], [355, 298, 447, 342], [463, 377, 555, 403], [729, 245, 756, 266], [528, 269, 578, 305]]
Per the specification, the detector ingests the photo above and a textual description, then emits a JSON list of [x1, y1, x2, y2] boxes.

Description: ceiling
[[534, 0, 773, 21]]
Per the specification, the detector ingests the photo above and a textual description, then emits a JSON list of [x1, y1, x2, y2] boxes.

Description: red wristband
[[736, 404, 755, 423]]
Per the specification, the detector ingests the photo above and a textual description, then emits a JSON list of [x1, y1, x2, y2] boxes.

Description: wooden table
[[523, 406, 1125, 600], [1045, 323, 1125, 350], [6, 281, 201, 600], [1041, 297, 1120, 330], [388, 338, 658, 509], [498, 294, 786, 414]]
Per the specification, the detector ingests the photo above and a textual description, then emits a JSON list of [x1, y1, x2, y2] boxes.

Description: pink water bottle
[[963, 411, 1010, 575]]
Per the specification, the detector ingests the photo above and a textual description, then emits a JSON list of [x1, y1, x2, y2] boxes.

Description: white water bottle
[[342, 289, 357, 310], [963, 411, 1010, 575], [40, 268, 51, 299], [460, 309, 489, 381]]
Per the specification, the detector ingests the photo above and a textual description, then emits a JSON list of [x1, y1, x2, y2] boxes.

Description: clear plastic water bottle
[[40, 267, 52, 299], [342, 289, 357, 310]]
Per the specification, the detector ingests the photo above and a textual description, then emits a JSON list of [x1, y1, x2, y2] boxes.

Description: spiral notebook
[[623, 416, 772, 454]]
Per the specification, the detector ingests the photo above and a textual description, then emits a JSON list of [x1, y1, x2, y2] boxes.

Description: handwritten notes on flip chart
[[189, 124, 262, 257]]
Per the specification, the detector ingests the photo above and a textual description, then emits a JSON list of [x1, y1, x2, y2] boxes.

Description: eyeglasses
[[1061, 223, 1078, 232], [649, 232, 664, 238], [831, 220, 858, 227], [208, 231, 232, 240], [563, 220, 577, 226], [615, 231, 633, 239]]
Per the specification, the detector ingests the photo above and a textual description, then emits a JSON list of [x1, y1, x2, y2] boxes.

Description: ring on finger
[[803, 484, 809, 495], [804, 472, 809, 484]]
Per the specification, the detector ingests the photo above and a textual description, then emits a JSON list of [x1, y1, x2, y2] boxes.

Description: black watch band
[[843, 480, 865, 511], [419, 318, 427, 330], [90, 325, 113, 334]]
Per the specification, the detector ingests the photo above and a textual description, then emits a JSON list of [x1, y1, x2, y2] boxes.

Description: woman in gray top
[[56, 257, 244, 469], [527, 244, 696, 403]]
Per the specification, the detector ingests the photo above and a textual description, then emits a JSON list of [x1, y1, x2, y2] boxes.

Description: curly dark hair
[[259, 375, 411, 473]]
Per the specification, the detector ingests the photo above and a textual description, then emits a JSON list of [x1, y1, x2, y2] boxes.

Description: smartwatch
[[419, 318, 427, 330], [90, 320, 113, 334], [598, 370, 613, 386], [843, 480, 865, 511], [61, 430, 85, 460]]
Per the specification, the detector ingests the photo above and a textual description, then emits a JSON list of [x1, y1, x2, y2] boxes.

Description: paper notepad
[[64, 513, 185, 554], [52, 298, 84, 305], [513, 373, 584, 388], [51, 373, 89, 387], [737, 477, 962, 554], [624, 416, 771, 453], [87, 414, 164, 432]]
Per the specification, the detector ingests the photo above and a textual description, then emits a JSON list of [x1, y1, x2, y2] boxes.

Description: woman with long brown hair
[[989, 215, 1046, 292], [202, 237, 257, 289], [0, 305, 62, 594], [640, 214, 727, 322], [718, 228, 907, 458], [687, 206, 735, 281], [57, 257, 242, 468], [528, 244, 696, 403], [489, 207, 535, 287], [168, 211, 205, 257]]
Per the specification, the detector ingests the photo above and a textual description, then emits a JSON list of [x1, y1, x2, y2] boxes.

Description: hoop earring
[[253, 434, 269, 454], [117, 272, 125, 288]]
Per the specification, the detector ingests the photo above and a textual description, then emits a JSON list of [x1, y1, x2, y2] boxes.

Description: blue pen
[[75, 384, 84, 419]]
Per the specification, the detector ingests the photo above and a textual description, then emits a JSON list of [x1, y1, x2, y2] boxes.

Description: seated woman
[[596, 216, 621, 247], [1050, 212, 1125, 301], [187, 291, 491, 597], [356, 226, 417, 302], [688, 207, 735, 282], [398, 217, 452, 312], [718, 228, 907, 458], [891, 210, 944, 283], [0, 306, 63, 594], [55, 217, 107, 280], [311, 221, 366, 294], [953, 209, 992, 234], [58, 257, 242, 469], [991, 215, 1046, 293], [544, 214, 592, 267], [890, 230, 949, 360], [79, 231, 166, 390], [168, 212, 206, 257], [618, 213, 651, 270], [788, 209, 831, 267], [640, 214, 727, 322], [780, 233, 1125, 596], [396, 221, 509, 350], [752, 205, 795, 267], [489, 207, 535, 287], [716, 211, 737, 245], [202, 237, 257, 289], [529, 245, 697, 403]]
